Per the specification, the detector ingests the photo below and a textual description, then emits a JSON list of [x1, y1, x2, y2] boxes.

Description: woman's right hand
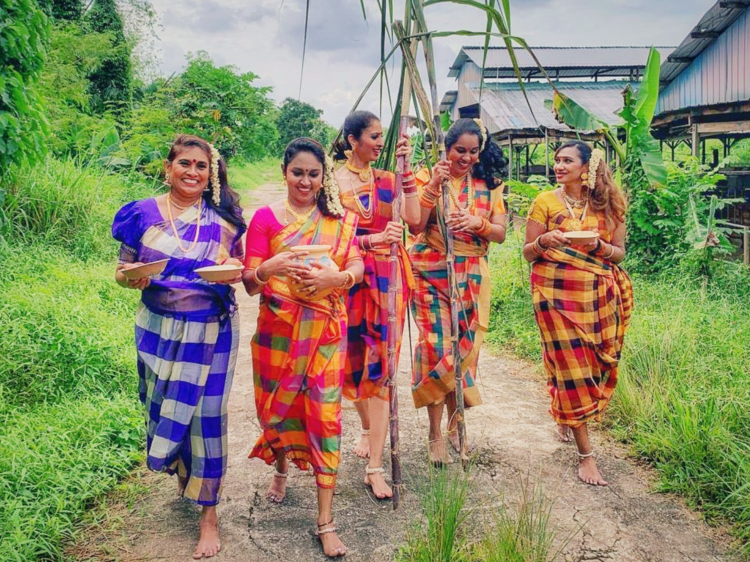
[[119, 263, 151, 290], [376, 221, 404, 245], [258, 251, 309, 281], [539, 230, 570, 250], [428, 160, 451, 191]]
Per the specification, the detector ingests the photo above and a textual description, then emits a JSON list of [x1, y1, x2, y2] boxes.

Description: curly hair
[[283, 137, 342, 217], [555, 140, 627, 227], [332, 110, 380, 161], [444, 118, 508, 190], [166, 134, 245, 232]]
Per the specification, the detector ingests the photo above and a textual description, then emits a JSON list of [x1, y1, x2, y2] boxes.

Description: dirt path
[[78, 183, 736, 562]]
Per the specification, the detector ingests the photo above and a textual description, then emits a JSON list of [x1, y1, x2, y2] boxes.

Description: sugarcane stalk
[[412, 0, 468, 467]]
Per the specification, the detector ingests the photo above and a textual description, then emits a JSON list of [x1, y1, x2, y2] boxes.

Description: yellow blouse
[[527, 190, 613, 243]]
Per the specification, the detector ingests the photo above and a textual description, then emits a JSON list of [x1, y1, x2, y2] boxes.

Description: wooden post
[[744, 229, 750, 266], [691, 117, 699, 158], [508, 135, 514, 180], [544, 128, 550, 180]]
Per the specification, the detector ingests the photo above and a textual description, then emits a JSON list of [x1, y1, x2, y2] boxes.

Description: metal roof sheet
[[660, 1, 750, 87], [462, 81, 634, 136], [448, 46, 674, 78]]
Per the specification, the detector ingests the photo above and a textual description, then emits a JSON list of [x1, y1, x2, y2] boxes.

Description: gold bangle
[[476, 218, 492, 238], [341, 270, 356, 289], [603, 244, 616, 260], [419, 192, 438, 209], [253, 266, 269, 285]]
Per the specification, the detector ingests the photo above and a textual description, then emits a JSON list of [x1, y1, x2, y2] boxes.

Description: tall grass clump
[[487, 234, 750, 552]]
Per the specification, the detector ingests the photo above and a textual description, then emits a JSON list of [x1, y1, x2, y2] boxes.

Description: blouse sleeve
[[414, 168, 432, 192], [244, 207, 273, 270], [527, 194, 549, 229], [112, 201, 143, 263], [490, 186, 506, 216]]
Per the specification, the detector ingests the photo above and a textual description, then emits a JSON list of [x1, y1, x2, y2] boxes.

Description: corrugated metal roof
[[660, 1, 750, 87], [462, 81, 634, 136], [448, 46, 674, 79], [439, 90, 458, 112]]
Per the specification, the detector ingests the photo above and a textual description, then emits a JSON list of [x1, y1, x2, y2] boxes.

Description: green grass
[[0, 156, 158, 561], [397, 468, 565, 562], [487, 232, 750, 552]]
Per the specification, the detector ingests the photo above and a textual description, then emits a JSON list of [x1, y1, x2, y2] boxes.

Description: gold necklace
[[167, 193, 202, 253], [284, 199, 315, 225], [447, 174, 474, 211], [562, 196, 588, 231], [562, 187, 588, 209], [345, 160, 373, 182], [348, 175, 374, 221], [169, 196, 201, 211]]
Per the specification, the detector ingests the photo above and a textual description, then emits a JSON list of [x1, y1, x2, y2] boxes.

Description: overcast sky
[[146, 0, 711, 127]]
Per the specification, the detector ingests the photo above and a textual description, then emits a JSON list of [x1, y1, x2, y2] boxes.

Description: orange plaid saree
[[246, 207, 359, 488], [528, 191, 633, 427]]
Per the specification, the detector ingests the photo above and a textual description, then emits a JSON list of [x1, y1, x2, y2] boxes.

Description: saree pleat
[[247, 208, 358, 488], [341, 171, 414, 402]]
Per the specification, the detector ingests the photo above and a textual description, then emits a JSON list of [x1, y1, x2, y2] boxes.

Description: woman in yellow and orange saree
[[409, 118, 508, 466], [242, 138, 363, 558], [523, 140, 633, 487], [334, 111, 421, 499]]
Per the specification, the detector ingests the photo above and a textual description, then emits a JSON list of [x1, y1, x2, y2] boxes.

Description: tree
[[276, 98, 333, 151], [0, 0, 50, 173]]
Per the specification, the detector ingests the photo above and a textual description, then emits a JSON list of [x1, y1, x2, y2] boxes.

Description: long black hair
[[283, 137, 341, 217], [332, 110, 380, 161], [445, 118, 508, 190], [166, 134, 246, 232]]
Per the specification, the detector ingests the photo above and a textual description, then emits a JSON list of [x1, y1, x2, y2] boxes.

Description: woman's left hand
[[446, 209, 483, 233], [289, 262, 343, 295], [580, 238, 602, 253], [216, 257, 244, 284], [395, 134, 412, 167]]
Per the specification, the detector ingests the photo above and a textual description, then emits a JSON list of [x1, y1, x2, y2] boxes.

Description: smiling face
[[447, 133, 480, 177], [165, 146, 210, 201], [349, 119, 384, 164], [283, 150, 324, 208], [554, 146, 586, 186]]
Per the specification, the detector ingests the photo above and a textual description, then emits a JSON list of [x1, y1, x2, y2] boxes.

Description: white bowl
[[563, 231, 599, 243], [122, 259, 169, 280], [195, 264, 244, 282]]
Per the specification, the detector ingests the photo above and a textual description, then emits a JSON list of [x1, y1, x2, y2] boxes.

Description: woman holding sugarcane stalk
[[334, 111, 420, 500], [409, 118, 508, 466]]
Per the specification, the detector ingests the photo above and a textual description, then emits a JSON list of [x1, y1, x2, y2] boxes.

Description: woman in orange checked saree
[[523, 140, 633, 487], [409, 118, 508, 466], [242, 138, 363, 558], [333, 110, 420, 500]]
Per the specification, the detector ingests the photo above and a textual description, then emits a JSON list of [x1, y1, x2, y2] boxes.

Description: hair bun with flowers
[[587, 148, 604, 191]]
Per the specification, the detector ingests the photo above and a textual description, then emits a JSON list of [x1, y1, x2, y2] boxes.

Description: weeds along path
[[76, 183, 735, 562]]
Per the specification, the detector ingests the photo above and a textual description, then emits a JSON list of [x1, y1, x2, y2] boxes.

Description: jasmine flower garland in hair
[[209, 143, 222, 206], [473, 118, 487, 152], [323, 155, 346, 217], [587, 148, 604, 191]]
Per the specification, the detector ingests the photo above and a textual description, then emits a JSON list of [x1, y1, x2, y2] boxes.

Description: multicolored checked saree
[[112, 199, 245, 506], [340, 170, 414, 402], [245, 206, 360, 488], [409, 169, 506, 409], [528, 191, 633, 427]]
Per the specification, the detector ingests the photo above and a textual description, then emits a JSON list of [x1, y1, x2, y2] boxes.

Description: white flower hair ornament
[[322, 154, 346, 217], [209, 143, 222, 206], [473, 118, 488, 152], [586, 148, 604, 191]]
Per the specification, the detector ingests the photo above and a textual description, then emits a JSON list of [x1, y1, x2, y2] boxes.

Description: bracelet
[[532, 236, 547, 255], [253, 266, 269, 285], [419, 191, 438, 209], [475, 218, 492, 238], [340, 270, 356, 289], [603, 243, 616, 260]]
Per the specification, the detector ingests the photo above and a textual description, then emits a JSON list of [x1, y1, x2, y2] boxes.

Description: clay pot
[[287, 244, 339, 301]]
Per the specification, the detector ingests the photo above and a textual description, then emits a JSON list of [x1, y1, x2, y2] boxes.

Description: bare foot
[[428, 438, 452, 467], [578, 456, 608, 486], [353, 430, 370, 459], [192, 507, 221, 559], [364, 468, 393, 500], [266, 471, 287, 503], [317, 521, 347, 557], [447, 431, 473, 457], [557, 424, 574, 443]]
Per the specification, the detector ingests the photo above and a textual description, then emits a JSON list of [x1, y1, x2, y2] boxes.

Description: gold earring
[[580, 172, 589, 181], [163, 171, 171, 187]]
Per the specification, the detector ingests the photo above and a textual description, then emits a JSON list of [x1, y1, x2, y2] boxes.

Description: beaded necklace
[[447, 173, 475, 211]]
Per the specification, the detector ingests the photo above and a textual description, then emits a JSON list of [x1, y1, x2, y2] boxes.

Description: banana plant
[[544, 47, 667, 188]]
